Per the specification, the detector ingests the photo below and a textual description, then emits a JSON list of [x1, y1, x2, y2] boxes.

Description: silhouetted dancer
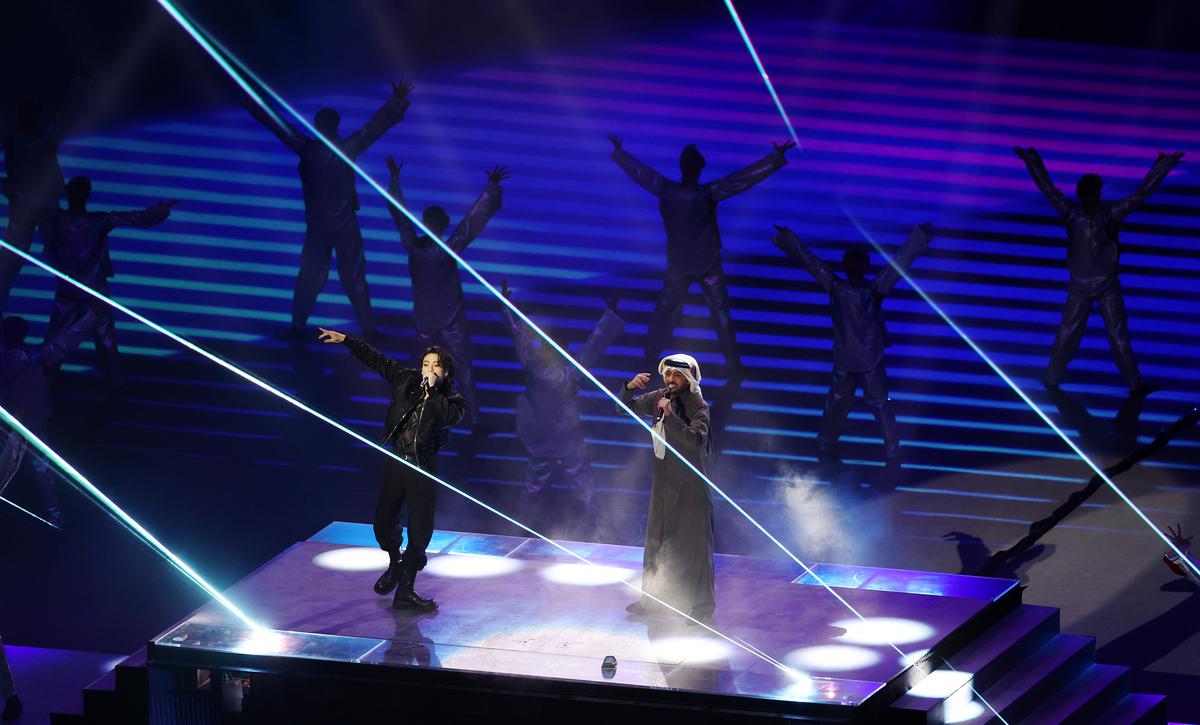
[[503, 279, 624, 536], [1014, 147, 1183, 394], [773, 222, 933, 470], [0, 311, 96, 526], [0, 75, 87, 313], [40, 176, 175, 388], [319, 327, 464, 611], [618, 354, 714, 623], [608, 134, 793, 381], [386, 156, 507, 430], [244, 81, 412, 337]]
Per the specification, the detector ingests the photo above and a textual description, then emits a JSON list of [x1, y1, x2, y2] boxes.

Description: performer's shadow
[[943, 530, 1056, 582], [1046, 387, 1147, 464]]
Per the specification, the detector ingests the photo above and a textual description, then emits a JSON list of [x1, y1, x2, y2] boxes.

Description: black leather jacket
[[343, 336, 465, 471]]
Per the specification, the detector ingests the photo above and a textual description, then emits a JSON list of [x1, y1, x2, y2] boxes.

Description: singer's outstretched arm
[[617, 375, 663, 418]]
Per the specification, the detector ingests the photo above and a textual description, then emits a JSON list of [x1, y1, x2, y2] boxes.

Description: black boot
[[392, 569, 437, 612], [374, 551, 403, 595]]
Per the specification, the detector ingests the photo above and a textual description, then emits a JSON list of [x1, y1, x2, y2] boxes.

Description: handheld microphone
[[654, 391, 672, 423]]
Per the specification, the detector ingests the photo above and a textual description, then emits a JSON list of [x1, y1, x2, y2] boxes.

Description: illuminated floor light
[[908, 669, 973, 698], [424, 554, 524, 579], [784, 645, 880, 672], [775, 673, 817, 701], [540, 563, 636, 586], [833, 617, 936, 647], [652, 636, 734, 665], [0, 403, 261, 630], [230, 629, 289, 656], [311, 547, 390, 572], [908, 670, 987, 723], [900, 648, 930, 666]]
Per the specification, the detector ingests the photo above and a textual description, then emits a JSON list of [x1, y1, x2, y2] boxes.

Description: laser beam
[[723, 0, 802, 149], [0, 493, 61, 530], [0, 402, 260, 628]]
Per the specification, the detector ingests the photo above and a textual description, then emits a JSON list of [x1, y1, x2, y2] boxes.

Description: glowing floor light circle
[[652, 636, 733, 664], [775, 672, 817, 701], [424, 554, 523, 579], [899, 648, 930, 666], [231, 630, 288, 656], [312, 547, 390, 572], [832, 617, 935, 646], [540, 563, 636, 586], [784, 645, 880, 672]]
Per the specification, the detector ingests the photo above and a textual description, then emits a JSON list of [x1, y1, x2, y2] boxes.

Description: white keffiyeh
[[653, 354, 702, 459]]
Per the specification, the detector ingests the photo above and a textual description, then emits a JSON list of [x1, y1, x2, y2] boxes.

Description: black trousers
[[816, 364, 900, 460], [373, 457, 438, 573], [644, 260, 739, 371]]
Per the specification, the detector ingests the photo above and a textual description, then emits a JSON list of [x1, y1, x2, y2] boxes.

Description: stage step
[[1093, 693, 1169, 724], [888, 602, 1169, 725], [50, 647, 149, 724]]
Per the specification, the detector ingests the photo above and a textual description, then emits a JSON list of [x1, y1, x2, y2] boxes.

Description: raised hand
[[387, 155, 402, 178], [317, 327, 346, 344], [772, 224, 795, 247], [608, 133, 623, 151], [486, 165, 511, 184], [914, 220, 934, 238], [604, 292, 620, 311], [501, 277, 512, 300], [1167, 523, 1194, 551], [392, 79, 414, 100], [1158, 150, 1185, 165], [626, 372, 652, 390], [1013, 146, 1041, 162], [772, 139, 797, 156]]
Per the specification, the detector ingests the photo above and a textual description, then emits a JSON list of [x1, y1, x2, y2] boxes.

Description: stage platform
[[140, 522, 1027, 722]]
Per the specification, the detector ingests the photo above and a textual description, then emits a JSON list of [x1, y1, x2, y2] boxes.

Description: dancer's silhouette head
[[422, 206, 450, 237], [1076, 173, 1103, 215], [66, 176, 92, 210], [842, 248, 870, 281], [314, 107, 340, 136], [2, 316, 29, 348], [679, 144, 705, 181]]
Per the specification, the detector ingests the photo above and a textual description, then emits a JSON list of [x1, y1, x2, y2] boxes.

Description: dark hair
[[422, 205, 450, 234], [419, 345, 455, 390], [1076, 173, 1103, 213], [842, 248, 870, 278], [314, 107, 341, 133], [679, 144, 705, 178], [66, 175, 92, 206], [3, 316, 29, 348]]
